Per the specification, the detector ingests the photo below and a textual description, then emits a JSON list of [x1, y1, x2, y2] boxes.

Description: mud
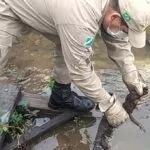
[[1, 27, 150, 150]]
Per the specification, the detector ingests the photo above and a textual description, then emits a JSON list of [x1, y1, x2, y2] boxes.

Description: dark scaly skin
[[93, 88, 148, 150], [129, 115, 145, 132], [123, 87, 148, 132]]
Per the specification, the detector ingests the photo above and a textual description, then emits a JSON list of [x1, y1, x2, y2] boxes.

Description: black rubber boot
[[48, 81, 95, 112]]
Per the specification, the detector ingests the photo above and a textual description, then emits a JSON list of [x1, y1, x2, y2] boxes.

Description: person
[[0, 0, 149, 127]]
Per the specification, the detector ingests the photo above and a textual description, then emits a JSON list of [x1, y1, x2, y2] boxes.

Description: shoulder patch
[[84, 37, 94, 48], [122, 11, 132, 24]]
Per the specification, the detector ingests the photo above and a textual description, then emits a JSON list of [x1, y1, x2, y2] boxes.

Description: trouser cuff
[[54, 81, 71, 88]]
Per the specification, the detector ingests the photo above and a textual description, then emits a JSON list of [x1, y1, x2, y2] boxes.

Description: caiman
[[123, 87, 148, 132], [93, 87, 148, 150]]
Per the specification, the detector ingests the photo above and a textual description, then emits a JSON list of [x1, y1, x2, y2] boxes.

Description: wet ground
[[29, 69, 150, 150], [1, 27, 150, 150]]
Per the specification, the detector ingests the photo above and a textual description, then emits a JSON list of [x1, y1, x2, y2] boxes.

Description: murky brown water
[[2, 28, 150, 150]]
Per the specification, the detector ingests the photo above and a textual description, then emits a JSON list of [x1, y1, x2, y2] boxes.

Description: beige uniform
[[0, 0, 137, 112]]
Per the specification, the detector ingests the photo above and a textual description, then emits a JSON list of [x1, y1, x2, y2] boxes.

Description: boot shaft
[[51, 81, 72, 104]]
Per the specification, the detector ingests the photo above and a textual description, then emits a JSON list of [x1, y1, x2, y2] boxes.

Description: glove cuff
[[97, 93, 115, 112], [105, 99, 129, 127]]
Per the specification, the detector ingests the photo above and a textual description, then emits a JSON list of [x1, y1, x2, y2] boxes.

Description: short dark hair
[[109, 0, 119, 8], [109, 0, 120, 13]]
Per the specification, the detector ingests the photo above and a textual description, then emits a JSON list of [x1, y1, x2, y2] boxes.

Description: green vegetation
[[0, 105, 38, 140], [48, 76, 55, 88]]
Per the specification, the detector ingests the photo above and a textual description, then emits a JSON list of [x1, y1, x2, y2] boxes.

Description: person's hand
[[104, 95, 129, 127], [123, 70, 148, 96]]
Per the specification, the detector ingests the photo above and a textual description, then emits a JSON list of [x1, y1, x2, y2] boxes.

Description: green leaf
[[3, 126, 8, 132], [48, 77, 55, 88], [0, 127, 3, 135], [7, 105, 37, 140]]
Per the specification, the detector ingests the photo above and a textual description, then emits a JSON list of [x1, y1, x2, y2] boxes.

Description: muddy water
[[98, 69, 150, 150], [31, 69, 150, 150], [2, 28, 150, 150]]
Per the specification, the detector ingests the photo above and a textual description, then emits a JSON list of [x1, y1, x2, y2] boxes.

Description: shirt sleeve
[[101, 27, 137, 76], [57, 24, 112, 112]]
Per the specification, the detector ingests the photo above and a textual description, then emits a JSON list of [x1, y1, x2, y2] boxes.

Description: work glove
[[123, 70, 148, 96], [104, 94, 129, 127]]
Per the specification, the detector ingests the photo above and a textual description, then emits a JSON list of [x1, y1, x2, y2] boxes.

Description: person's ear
[[109, 13, 121, 30]]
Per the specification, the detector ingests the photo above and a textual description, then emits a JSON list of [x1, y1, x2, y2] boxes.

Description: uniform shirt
[[4, 0, 136, 111]]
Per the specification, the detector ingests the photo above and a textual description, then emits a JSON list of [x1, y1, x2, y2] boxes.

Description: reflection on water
[[32, 116, 99, 150]]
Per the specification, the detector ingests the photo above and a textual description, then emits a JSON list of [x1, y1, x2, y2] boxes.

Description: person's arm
[[101, 27, 146, 96], [57, 24, 129, 127], [57, 24, 112, 112]]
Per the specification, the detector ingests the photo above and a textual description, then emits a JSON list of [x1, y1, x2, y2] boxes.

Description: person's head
[[102, 0, 150, 48]]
